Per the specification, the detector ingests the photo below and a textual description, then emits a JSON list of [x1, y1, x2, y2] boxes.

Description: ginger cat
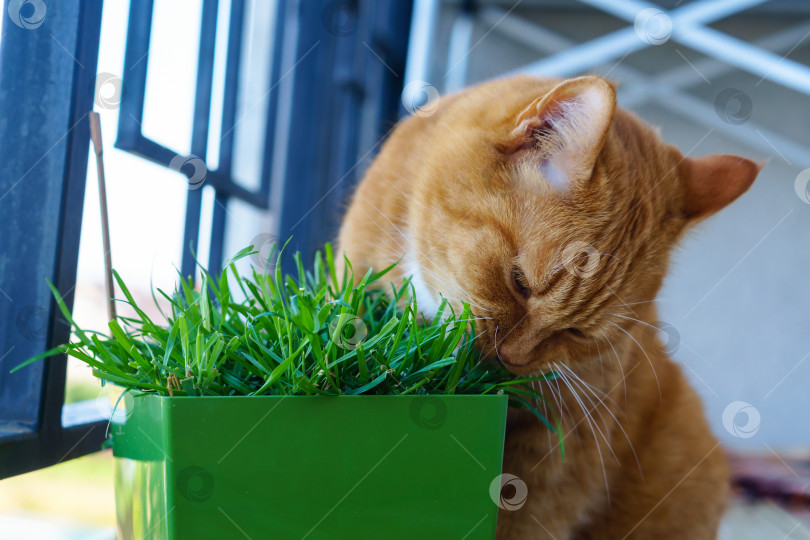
[[337, 75, 761, 539]]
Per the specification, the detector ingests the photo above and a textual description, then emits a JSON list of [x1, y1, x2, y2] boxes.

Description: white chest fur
[[401, 247, 441, 318]]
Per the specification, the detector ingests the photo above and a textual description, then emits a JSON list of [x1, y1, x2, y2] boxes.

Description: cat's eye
[[566, 328, 587, 339], [511, 266, 531, 299]]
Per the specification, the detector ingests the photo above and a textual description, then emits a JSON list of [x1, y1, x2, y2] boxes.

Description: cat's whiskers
[[595, 340, 605, 379], [558, 363, 619, 408], [544, 375, 563, 421], [603, 335, 628, 403], [561, 375, 613, 455], [533, 371, 590, 468], [460, 316, 494, 325], [557, 363, 644, 480], [607, 320, 663, 405], [608, 313, 668, 338], [533, 378, 561, 465], [614, 299, 660, 308], [554, 363, 617, 463], [554, 363, 612, 504], [542, 375, 567, 464], [454, 319, 492, 342], [469, 328, 488, 345], [530, 379, 541, 413], [537, 381, 555, 463], [551, 373, 576, 431], [493, 325, 505, 367]]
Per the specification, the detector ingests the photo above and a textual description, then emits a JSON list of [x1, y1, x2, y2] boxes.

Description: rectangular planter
[[112, 393, 508, 539]]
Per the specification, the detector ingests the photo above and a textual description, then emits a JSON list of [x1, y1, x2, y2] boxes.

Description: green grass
[[16, 242, 560, 436]]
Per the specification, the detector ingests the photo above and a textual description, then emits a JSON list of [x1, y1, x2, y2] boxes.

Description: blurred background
[[0, 0, 808, 537]]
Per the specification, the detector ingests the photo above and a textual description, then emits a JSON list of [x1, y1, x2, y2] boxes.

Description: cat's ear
[[679, 154, 763, 219], [505, 76, 616, 190]]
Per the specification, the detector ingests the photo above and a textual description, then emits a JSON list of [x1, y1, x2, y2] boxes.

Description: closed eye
[[512, 266, 531, 299], [566, 328, 587, 339]]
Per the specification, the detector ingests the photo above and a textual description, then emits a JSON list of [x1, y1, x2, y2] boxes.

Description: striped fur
[[337, 75, 761, 539]]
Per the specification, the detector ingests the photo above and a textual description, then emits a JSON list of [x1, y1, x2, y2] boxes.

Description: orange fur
[[337, 75, 761, 539]]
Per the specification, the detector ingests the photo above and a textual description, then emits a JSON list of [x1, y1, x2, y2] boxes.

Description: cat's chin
[[479, 353, 547, 376], [502, 361, 555, 377]]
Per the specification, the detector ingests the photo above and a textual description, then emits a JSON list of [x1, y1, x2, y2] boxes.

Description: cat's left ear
[[505, 76, 616, 190], [678, 154, 764, 219]]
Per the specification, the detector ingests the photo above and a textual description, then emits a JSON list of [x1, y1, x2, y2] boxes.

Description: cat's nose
[[498, 340, 529, 366]]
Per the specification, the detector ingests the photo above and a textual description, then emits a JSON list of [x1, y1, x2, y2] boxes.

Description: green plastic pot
[[111, 393, 508, 539]]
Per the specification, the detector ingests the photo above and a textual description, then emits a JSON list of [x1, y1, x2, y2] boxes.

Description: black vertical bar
[[325, 0, 362, 245], [116, 0, 153, 150], [276, 0, 413, 273], [208, 197, 227, 275], [277, 0, 339, 272], [209, 0, 246, 275], [258, 0, 288, 208], [181, 0, 220, 280], [44, 0, 106, 434], [0, 0, 106, 478], [365, 1, 413, 150]]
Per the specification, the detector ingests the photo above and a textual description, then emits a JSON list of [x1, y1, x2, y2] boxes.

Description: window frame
[[0, 0, 106, 479], [0, 0, 412, 480]]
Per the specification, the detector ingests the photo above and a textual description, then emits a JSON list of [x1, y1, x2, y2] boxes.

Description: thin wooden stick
[[88, 112, 116, 322]]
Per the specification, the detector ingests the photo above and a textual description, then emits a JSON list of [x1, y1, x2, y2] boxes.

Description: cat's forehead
[[481, 199, 593, 261]]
